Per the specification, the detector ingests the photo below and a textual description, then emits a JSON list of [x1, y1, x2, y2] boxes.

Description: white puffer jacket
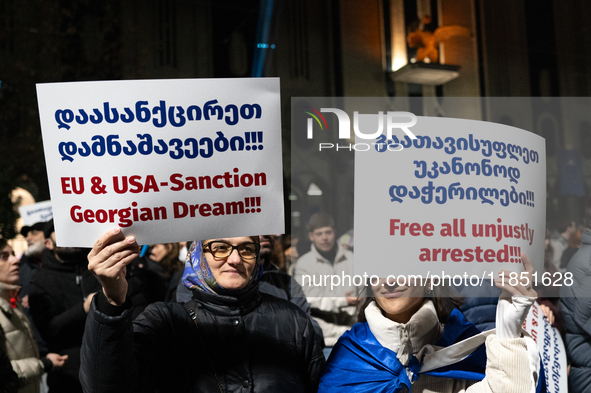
[[0, 283, 44, 393]]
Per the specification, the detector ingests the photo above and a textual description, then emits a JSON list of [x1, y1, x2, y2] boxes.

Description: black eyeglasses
[[202, 241, 259, 260]]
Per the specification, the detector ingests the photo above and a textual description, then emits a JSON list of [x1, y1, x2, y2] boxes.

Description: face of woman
[[150, 244, 171, 262], [0, 245, 19, 286], [371, 278, 425, 324], [202, 237, 258, 291]]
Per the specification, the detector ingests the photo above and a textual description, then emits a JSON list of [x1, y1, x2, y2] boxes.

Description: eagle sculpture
[[407, 16, 471, 63]]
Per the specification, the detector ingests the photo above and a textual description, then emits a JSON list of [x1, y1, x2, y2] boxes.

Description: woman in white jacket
[[0, 239, 67, 393], [319, 253, 541, 393]]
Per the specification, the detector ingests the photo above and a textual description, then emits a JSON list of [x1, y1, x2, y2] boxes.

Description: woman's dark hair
[[356, 281, 463, 324], [0, 238, 7, 251]]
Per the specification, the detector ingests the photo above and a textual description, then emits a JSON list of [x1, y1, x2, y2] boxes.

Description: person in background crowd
[[178, 241, 188, 263], [549, 219, 576, 271], [293, 213, 357, 358], [267, 234, 286, 272], [560, 195, 591, 393], [149, 243, 182, 281], [0, 238, 67, 393], [28, 220, 101, 393], [149, 242, 182, 301], [81, 229, 325, 392], [120, 250, 168, 319], [258, 235, 306, 307], [18, 222, 46, 309], [258, 234, 323, 343], [337, 229, 354, 253], [319, 254, 541, 392], [280, 234, 299, 274], [559, 224, 583, 272], [16, 222, 48, 358]]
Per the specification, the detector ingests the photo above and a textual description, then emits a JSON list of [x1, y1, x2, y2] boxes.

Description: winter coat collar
[[0, 296, 13, 316], [191, 282, 262, 316], [0, 282, 20, 293], [0, 282, 20, 308], [365, 299, 442, 365], [309, 244, 349, 265], [0, 288, 21, 316]]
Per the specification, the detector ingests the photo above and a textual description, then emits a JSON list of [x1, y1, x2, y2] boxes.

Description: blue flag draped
[[318, 309, 486, 392]]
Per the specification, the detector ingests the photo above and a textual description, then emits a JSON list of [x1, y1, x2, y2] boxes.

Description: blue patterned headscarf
[[182, 239, 263, 296]]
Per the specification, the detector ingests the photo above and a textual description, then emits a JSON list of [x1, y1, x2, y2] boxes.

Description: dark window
[[157, 0, 177, 67]]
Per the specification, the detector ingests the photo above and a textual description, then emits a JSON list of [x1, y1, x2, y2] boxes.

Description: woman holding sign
[[319, 255, 541, 393], [79, 228, 325, 393]]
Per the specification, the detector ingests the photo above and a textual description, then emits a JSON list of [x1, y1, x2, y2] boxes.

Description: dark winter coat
[[28, 249, 101, 393], [560, 229, 591, 393], [80, 284, 325, 393], [176, 261, 325, 345]]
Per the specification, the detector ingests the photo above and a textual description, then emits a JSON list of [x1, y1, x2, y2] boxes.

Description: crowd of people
[[0, 205, 589, 392]]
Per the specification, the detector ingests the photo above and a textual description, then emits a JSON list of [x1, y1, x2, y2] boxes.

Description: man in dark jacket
[[560, 197, 591, 393], [258, 234, 310, 309], [18, 221, 49, 355], [29, 220, 101, 393], [19, 221, 46, 306], [258, 235, 324, 341], [81, 229, 325, 392]]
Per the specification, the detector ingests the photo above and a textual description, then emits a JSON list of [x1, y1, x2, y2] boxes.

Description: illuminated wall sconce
[[307, 182, 323, 196], [390, 62, 460, 85], [385, 1, 465, 86]]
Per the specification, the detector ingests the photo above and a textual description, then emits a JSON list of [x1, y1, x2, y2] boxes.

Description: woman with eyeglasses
[[318, 254, 541, 393], [80, 228, 325, 393]]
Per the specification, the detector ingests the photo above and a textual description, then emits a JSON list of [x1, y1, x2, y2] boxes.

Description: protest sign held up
[[523, 302, 568, 393], [355, 115, 546, 278], [18, 200, 53, 225], [37, 78, 283, 247]]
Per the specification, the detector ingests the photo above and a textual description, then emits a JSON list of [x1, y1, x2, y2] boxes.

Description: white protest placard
[[18, 200, 53, 225], [523, 302, 568, 393], [355, 116, 546, 278], [37, 78, 283, 247]]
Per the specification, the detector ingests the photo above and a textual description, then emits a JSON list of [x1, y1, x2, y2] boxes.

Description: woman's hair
[[0, 238, 7, 251], [155, 243, 181, 276], [356, 281, 463, 324]]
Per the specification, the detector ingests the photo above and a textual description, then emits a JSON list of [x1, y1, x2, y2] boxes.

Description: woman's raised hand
[[494, 252, 537, 298], [493, 252, 538, 339], [87, 228, 140, 306]]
